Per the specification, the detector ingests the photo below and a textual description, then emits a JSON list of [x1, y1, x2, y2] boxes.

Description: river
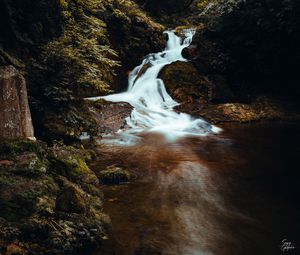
[[91, 122, 300, 255]]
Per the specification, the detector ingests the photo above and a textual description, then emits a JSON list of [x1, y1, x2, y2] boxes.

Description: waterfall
[[87, 29, 221, 141]]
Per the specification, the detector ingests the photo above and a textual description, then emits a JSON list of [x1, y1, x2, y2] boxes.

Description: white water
[[87, 29, 221, 141]]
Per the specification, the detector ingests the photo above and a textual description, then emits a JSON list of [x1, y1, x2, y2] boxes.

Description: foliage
[[41, 1, 120, 99]]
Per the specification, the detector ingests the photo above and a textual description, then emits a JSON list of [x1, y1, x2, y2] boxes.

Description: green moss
[[13, 157, 48, 177], [69, 158, 89, 175], [197, 0, 210, 11], [49, 146, 98, 185], [0, 139, 46, 159], [59, 0, 69, 9]]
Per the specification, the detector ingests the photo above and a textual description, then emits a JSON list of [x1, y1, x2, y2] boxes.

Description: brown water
[[92, 122, 300, 255]]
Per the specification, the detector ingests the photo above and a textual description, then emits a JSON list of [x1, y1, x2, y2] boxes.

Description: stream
[[87, 29, 220, 143], [92, 122, 300, 255], [88, 30, 300, 255]]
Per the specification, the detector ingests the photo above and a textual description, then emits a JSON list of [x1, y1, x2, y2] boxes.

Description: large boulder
[[0, 66, 34, 139], [159, 61, 213, 111], [88, 100, 133, 136], [55, 185, 87, 214]]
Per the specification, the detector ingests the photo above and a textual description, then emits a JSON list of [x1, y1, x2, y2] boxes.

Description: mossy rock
[[49, 146, 99, 185], [0, 139, 47, 159], [98, 166, 131, 185], [55, 185, 87, 214], [12, 152, 48, 176]]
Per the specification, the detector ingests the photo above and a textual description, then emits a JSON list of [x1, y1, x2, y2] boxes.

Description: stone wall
[[0, 66, 34, 139]]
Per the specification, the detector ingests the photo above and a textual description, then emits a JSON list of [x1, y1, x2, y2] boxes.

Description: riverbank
[[0, 140, 110, 255]]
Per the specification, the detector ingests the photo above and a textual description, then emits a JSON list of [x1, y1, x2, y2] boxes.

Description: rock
[[6, 242, 27, 255], [198, 97, 299, 123], [159, 61, 213, 111], [0, 160, 14, 167], [50, 146, 99, 185], [89, 101, 132, 136], [13, 152, 47, 175], [55, 185, 87, 214], [98, 166, 131, 185], [190, 0, 300, 103], [182, 44, 198, 60], [0, 66, 35, 140]]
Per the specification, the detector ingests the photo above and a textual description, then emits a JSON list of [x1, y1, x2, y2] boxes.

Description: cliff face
[[0, 66, 34, 139], [189, 0, 300, 103]]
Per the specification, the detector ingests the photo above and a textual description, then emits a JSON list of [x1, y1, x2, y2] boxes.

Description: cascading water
[[87, 29, 221, 141]]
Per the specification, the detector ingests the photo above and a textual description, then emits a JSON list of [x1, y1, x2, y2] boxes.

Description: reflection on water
[[91, 122, 300, 255]]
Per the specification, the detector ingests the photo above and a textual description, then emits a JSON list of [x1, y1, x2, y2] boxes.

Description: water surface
[[92, 122, 300, 255]]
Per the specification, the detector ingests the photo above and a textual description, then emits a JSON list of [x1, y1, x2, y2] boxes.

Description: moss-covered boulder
[[0, 139, 47, 159], [55, 185, 87, 214], [98, 166, 131, 185], [49, 146, 99, 186], [13, 152, 48, 176]]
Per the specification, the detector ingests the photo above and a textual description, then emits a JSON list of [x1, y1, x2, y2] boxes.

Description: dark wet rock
[[0, 66, 34, 140], [55, 185, 87, 214], [89, 100, 132, 136], [98, 166, 131, 185], [160, 61, 213, 109], [190, 0, 300, 103], [0, 160, 14, 167], [182, 44, 198, 61]]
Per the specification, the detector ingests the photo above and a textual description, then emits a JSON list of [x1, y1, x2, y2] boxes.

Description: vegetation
[[0, 139, 107, 254]]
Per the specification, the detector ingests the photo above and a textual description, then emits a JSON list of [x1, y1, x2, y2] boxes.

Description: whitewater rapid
[[87, 29, 221, 141]]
